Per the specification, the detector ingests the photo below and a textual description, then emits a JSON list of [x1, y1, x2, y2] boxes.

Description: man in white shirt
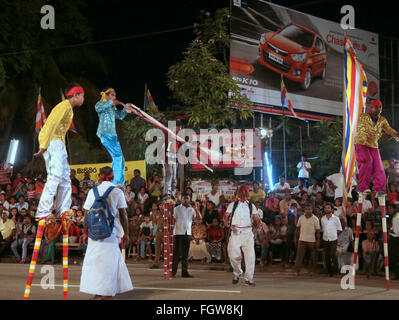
[[80, 166, 133, 300], [224, 186, 262, 286], [274, 176, 290, 200], [206, 183, 221, 207], [321, 203, 342, 276], [172, 194, 195, 278], [307, 178, 322, 201], [297, 155, 311, 188], [292, 179, 308, 198]]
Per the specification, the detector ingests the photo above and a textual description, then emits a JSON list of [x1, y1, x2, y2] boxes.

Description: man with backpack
[[80, 166, 133, 300], [224, 185, 262, 286]]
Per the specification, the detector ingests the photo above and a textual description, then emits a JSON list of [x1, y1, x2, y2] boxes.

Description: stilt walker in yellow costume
[[24, 84, 85, 300]]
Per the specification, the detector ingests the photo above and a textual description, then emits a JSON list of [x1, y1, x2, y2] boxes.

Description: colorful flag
[[60, 89, 78, 133], [280, 76, 308, 122], [35, 88, 47, 133], [144, 89, 158, 113], [342, 36, 368, 193]]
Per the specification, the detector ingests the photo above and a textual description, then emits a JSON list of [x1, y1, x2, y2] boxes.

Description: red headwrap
[[100, 173, 114, 181], [65, 86, 85, 97], [370, 100, 382, 108]]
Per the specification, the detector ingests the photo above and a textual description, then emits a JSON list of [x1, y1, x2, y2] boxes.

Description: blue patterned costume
[[95, 100, 127, 186]]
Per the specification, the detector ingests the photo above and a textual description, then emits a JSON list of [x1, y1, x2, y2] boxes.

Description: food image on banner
[[230, 0, 379, 121]]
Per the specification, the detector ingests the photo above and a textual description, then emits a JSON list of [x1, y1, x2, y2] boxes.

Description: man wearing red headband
[[355, 100, 399, 196], [34, 83, 84, 219]]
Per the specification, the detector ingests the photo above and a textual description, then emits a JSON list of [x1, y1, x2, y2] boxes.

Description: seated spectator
[[188, 216, 211, 263], [174, 187, 182, 205], [71, 194, 82, 208], [337, 217, 354, 270], [12, 172, 24, 189], [11, 215, 36, 264], [206, 182, 221, 207], [388, 183, 399, 205], [13, 179, 28, 200], [5, 184, 14, 199], [308, 178, 322, 201], [206, 217, 224, 262], [28, 201, 38, 218], [254, 201, 264, 221], [313, 192, 325, 216], [249, 181, 266, 203], [292, 180, 308, 199], [269, 215, 287, 263], [15, 195, 28, 214], [146, 171, 159, 189], [78, 191, 87, 204], [148, 176, 163, 200], [345, 198, 358, 218], [81, 182, 90, 195], [130, 169, 147, 195], [26, 182, 36, 205], [134, 206, 144, 224], [264, 191, 280, 224], [128, 216, 141, 261], [185, 187, 197, 201], [279, 192, 301, 216], [139, 215, 153, 260], [124, 184, 136, 217], [362, 231, 379, 278], [0, 210, 16, 258], [333, 198, 344, 218], [9, 207, 20, 225], [79, 171, 94, 189], [254, 219, 270, 266], [40, 214, 61, 264], [137, 187, 149, 210], [193, 200, 203, 220], [274, 176, 290, 200], [298, 191, 310, 208], [202, 201, 219, 227], [69, 207, 84, 243], [0, 192, 10, 210], [0, 161, 12, 187], [79, 230, 88, 257]]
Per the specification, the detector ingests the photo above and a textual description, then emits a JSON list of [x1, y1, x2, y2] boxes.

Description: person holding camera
[[95, 87, 134, 187]]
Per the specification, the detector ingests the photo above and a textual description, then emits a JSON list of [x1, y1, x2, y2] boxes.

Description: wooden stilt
[[24, 219, 46, 300], [352, 192, 364, 286]]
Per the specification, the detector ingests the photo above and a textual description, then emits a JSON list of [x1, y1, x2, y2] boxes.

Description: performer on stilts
[[95, 87, 132, 187], [353, 99, 399, 290], [24, 83, 85, 300]]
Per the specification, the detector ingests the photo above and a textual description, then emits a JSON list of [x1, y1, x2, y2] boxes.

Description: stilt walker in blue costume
[[95, 87, 131, 187]]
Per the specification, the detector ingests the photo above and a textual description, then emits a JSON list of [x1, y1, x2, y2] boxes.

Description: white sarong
[[80, 233, 133, 296]]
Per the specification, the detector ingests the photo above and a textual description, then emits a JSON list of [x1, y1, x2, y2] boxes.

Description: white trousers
[[227, 231, 255, 282], [37, 140, 71, 218]]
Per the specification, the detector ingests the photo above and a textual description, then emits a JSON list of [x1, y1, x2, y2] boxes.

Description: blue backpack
[[86, 186, 115, 240]]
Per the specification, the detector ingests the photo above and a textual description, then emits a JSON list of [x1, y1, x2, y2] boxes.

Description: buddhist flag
[[342, 36, 368, 193], [281, 76, 308, 122], [144, 88, 158, 113], [35, 88, 47, 133], [60, 89, 78, 133]]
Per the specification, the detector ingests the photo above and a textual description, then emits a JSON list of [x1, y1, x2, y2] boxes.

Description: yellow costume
[[37, 99, 73, 219]]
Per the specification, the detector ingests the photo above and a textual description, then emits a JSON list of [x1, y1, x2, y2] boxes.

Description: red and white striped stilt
[[352, 192, 364, 286], [163, 203, 169, 280], [62, 218, 69, 300], [24, 218, 46, 300], [378, 194, 390, 290], [168, 204, 174, 279]]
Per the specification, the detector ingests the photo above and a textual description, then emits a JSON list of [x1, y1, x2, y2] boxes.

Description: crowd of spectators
[[1, 159, 399, 280]]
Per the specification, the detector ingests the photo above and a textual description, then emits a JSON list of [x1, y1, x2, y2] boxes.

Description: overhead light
[[265, 151, 274, 191], [256, 127, 273, 140], [6, 139, 19, 167]]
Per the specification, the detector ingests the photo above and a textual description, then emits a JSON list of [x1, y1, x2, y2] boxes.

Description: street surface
[[1, 262, 398, 300]]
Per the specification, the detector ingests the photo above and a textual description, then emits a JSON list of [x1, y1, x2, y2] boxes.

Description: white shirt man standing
[[297, 155, 311, 188], [80, 166, 132, 300], [172, 194, 195, 277], [225, 186, 262, 286], [321, 203, 342, 277]]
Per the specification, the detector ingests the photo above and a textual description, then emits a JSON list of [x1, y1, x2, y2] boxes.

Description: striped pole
[[378, 195, 390, 290], [168, 204, 174, 279], [62, 218, 69, 300], [352, 192, 364, 286], [163, 203, 169, 280], [24, 218, 46, 300]]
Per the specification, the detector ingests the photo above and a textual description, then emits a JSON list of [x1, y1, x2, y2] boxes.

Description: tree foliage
[[167, 9, 253, 127]]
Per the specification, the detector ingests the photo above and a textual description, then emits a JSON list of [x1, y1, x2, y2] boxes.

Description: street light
[[255, 127, 273, 140], [5, 139, 19, 167]]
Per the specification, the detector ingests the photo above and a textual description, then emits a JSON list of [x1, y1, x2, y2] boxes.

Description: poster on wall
[[230, 0, 379, 121]]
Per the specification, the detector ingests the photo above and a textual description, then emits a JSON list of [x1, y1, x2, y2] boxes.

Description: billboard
[[70, 160, 146, 184], [230, 0, 379, 120]]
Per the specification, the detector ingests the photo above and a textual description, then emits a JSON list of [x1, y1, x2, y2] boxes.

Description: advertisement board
[[70, 160, 146, 184], [190, 130, 263, 171], [230, 0, 379, 120]]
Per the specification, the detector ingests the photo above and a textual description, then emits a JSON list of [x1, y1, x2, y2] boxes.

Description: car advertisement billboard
[[230, 0, 380, 120]]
